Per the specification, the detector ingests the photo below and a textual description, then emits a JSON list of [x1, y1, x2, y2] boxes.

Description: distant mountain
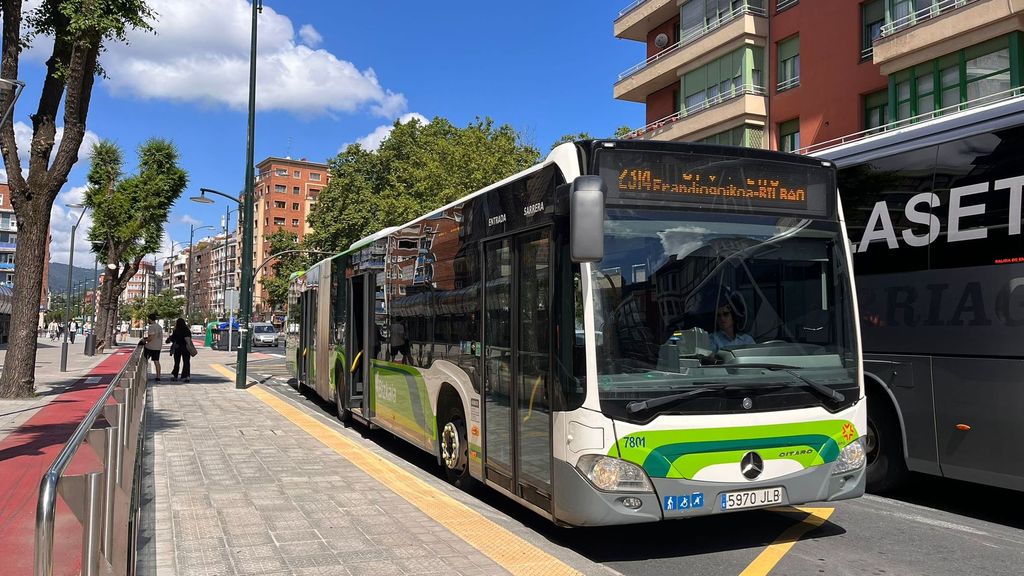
[[47, 262, 97, 295]]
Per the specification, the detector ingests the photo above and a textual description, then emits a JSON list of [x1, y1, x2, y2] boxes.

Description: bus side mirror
[[570, 176, 605, 263]]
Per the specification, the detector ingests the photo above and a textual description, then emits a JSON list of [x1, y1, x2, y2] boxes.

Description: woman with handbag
[[166, 317, 195, 382]]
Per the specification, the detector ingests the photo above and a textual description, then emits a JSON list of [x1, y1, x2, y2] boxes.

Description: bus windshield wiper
[[723, 363, 845, 403], [625, 386, 722, 415]]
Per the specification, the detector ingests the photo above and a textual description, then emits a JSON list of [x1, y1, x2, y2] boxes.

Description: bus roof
[[812, 95, 1024, 166], [344, 142, 581, 251]]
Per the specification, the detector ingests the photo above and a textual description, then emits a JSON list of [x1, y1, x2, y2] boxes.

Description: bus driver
[[711, 294, 755, 352]]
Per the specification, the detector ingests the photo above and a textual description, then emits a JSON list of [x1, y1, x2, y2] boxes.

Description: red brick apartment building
[[614, 0, 1024, 150], [251, 157, 329, 316]]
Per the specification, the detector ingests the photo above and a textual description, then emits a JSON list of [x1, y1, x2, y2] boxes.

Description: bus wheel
[[440, 407, 473, 488], [866, 397, 908, 493]]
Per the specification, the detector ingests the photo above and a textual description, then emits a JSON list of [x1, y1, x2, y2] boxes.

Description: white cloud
[[97, 0, 407, 117], [298, 24, 322, 47], [180, 214, 201, 226], [346, 112, 430, 152], [49, 186, 97, 267], [0, 122, 101, 184]]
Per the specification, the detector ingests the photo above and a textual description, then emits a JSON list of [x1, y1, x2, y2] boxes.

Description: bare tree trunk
[[0, 201, 51, 397]]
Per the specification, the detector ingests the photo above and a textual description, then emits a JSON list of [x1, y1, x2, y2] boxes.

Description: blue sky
[[10, 0, 643, 266]]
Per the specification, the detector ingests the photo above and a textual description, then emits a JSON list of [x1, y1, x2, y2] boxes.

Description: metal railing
[[880, 0, 974, 37], [35, 344, 148, 576], [777, 75, 800, 91], [776, 0, 798, 11], [623, 84, 767, 140], [617, 0, 649, 19], [795, 87, 1024, 155], [616, 5, 767, 82]]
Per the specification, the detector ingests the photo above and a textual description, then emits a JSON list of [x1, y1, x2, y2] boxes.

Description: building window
[[779, 118, 800, 152], [292, 203, 300, 210], [293, 186, 300, 194], [292, 219, 299, 227], [308, 188, 320, 195], [891, 35, 1017, 123], [864, 89, 888, 131], [274, 184, 286, 193], [275, 168, 288, 176], [682, 46, 763, 113], [293, 170, 300, 178], [309, 172, 321, 181], [777, 35, 799, 91], [274, 217, 285, 226], [861, 0, 884, 60], [274, 201, 286, 209]]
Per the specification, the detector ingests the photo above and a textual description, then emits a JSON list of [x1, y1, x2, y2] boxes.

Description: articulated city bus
[[287, 140, 866, 525], [814, 96, 1024, 493]]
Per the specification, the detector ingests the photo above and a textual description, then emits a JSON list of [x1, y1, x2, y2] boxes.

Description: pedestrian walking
[[143, 313, 164, 381], [69, 319, 78, 344], [165, 317, 193, 383]]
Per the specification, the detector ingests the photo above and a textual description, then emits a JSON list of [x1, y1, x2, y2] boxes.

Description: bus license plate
[[720, 487, 784, 510]]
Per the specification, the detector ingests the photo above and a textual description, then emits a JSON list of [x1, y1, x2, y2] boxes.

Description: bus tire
[[440, 405, 474, 489], [335, 367, 351, 424], [866, 393, 908, 493]]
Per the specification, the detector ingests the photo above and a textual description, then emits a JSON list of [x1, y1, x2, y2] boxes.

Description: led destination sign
[[598, 149, 832, 216], [617, 169, 807, 207]]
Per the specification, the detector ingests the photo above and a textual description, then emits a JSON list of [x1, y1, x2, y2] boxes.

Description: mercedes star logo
[[740, 451, 764, 480]]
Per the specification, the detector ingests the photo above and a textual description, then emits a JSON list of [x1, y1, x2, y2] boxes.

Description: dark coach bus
[[815, 95, 1024, 492]]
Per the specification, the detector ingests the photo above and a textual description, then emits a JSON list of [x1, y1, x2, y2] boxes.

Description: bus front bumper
[[551, 459, 865, 527]]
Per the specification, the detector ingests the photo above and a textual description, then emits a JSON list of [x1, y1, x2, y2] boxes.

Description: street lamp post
[[185, 224, 214, 321], [60, 204, 88, 372], [192, 187, 248, 385]]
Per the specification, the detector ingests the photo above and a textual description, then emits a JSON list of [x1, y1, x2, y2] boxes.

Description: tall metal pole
[[223, 206, 233, 352], [186, 225, 195, 321], [60, 211, 85, 372], [236, 0, 260, 388], [91, 256, 98, 329]]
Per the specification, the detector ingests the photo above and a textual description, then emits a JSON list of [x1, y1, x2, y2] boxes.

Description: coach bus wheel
[[440, 407, 473, 488], [866, 397, 908, 493]]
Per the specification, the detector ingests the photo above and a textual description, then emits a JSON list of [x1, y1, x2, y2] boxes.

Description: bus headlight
[[832, 437, 866, 475], [576, 455, 653, 492]]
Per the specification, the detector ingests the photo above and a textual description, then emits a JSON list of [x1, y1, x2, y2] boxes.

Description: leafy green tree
[[0, 0, 156, 397], [613, 125, 634, 138], [85, 139, 187, 350], [307, 116, 539, 253], [259, 230, 308, 314], [140, 290, 183, 323]]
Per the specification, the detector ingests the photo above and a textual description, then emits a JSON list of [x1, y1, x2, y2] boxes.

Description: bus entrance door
[[346, 274, 369, 418], [483, 229, 553, 512]]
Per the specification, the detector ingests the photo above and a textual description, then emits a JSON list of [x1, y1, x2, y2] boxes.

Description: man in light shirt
[[144, 312, 164, 381]]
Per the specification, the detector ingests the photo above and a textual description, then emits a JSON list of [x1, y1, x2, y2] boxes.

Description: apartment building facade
[[251, 157, 328, 317], [186, 232, 238, 320], [614, 0, 1024, 150], [0, 182, 51, 319]]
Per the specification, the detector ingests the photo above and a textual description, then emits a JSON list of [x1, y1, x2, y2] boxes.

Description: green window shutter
[[684, 67, 707, 97], [780, 118, 799, 136], [778, 36, 799, 62]]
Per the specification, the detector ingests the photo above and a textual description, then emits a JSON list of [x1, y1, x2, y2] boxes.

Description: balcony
[[615, 0, 679, 42], [872, 0, 1018, 74], [615, 7, 768, 103], [624, 84, 767, 141], [0, 242, 15, 251]]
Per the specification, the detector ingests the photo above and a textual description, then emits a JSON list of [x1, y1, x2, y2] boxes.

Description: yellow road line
[[210, 363, 580, 576], [739, 506, 834, 576]]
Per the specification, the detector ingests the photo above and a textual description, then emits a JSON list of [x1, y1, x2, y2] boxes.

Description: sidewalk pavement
[[0, 338, 137, 576], [140, 347, 528, 576]]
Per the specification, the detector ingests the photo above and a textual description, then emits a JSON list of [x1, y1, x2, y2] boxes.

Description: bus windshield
[[590, 208, 858, 421]]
